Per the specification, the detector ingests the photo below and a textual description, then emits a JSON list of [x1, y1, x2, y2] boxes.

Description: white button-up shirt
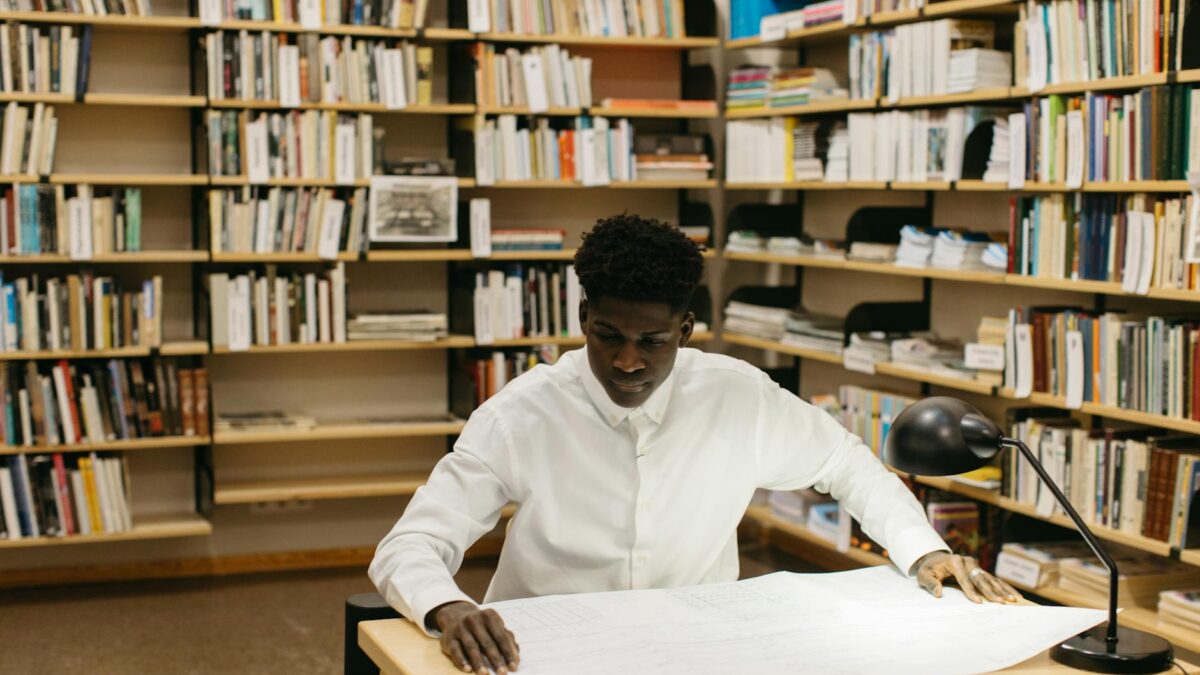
[[370, 347, 949, 634]]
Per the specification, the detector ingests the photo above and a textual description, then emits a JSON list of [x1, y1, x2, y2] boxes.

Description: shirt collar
[[576, 350, 676, 428]]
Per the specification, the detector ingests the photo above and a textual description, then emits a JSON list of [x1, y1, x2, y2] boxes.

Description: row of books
[[1004, 308, 1200, 422], [208, 265, 347, 350], [1, 184, 143, 258], [1012, 87, 1196, 186], [209, 186, 369, 257], [473, 43, 594, 111], [465, 347, 555, 407], [1007, 193, 1197, 291], [492, 228, 565, 250], [198, 0, 430, 27], [205, 110, 374, 183], [1005, 413, 1199, 547], [0, 0, 149, 14], [480, 0, 690, 38], [0, 23, 92, 96], [834, 384, 915, 460], [205, 32, 433, 107], [471, 264, 583, 344], [2, 359, 209, 446], [1017, 0, 1197, 91], [849, 20, 1006, 101], [474, 115, 637, 184], [0, 452, 131, 540], [347, 310, 446, 341], [725, 66, 841, 110], [895, 226, 1006, 272], [1, 102, 58, 177], [0, 273, 163, 353], [723, 300, 845, 353]]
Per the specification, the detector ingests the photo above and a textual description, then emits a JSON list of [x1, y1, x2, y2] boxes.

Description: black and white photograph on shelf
[[367, 175, 458, 243]]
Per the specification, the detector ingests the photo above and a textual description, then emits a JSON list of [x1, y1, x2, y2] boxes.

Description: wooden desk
[[359, 618, 1198, 675]]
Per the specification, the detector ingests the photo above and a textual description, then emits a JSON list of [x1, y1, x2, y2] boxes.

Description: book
[[210, 186, 369, 256], [206, 109, 373, 183], [472, 263, 582, 341], [0, 451, 132, 539], [0, 272, 163, 353], [208, 265, 347, 348]]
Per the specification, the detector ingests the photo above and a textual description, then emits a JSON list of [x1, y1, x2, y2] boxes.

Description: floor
[[0, 543, 817, 675]]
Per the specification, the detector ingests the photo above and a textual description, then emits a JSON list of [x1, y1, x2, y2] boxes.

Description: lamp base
[[1050, 624, 1173, 674]]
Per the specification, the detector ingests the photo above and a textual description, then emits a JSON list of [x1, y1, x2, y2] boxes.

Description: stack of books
[[801, 0, 844, 27], [346, 311, 447, 342], [843, 331, 895, 366], [0, 23, 91, 96], [1, 185, 144, 258], [891, 336, 972, 379], [838, 384, 917, 454], [724, 301, 792, 341], [208, 264, 348, 349], [995, 541, 1095, 589], [850, 20, 995, 100], [472, 264, 582, 343], [929, 230, 993, 271], [791, 121, 833, 181], [475, 44, 593, 110], [215, 411, 316, 433], [0, 102, 59, 176], [895, 225, 937, 267], [982, 115, 1012, 183], [725, 230, 764, 254], [947, 49, 1012, 93], [1059, 553, 1200, 609], [846, 241, 896, 262], [1158, 590, 1200, 632], [475, 115, 636, 184], [211, 187, 370, 257], [725, 66, 772, 111], [634, 134, 713, 181], [974, 315, 1007, 387], [782, 313, 845, 354], [206, 110, 373, 184], [927, 501, 983, 557], [769, 68, 840, 108], [824, 122, 850, 182], [491, 228, 566, 251], [1, 358, 209, 445], [0, 273, 164, 353], [0, 452, 132, 540]]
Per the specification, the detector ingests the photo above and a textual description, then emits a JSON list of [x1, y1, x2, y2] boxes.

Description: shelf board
[[213, 420, 465, 445], [210, 335, 475, 355], [211, 176, 476, 188], [0, 250, 207, 264], [874, 362, 995, 394], [83, 92, 206, 107], [923, 0, 1021, 16], [210, 252, 359, 263], [0, 92, 75, 104], [0, 435, 211, 456], [214, 19, 420, 38], [214, 472, 427, 504], [723, 250, 1006, 283], [722, 331, 844, 365], [1009, 581, 1200, 654], [478, 32, 718, 49], [477, 105, 584, 116], [724, 180, 889, 190], [0, 513, 211, 549], [0, 340, 206, 361], [725, 98, 876, 119], [1082, 180, 1191, 192], [1182, 549, 1200, 566], [591, 105, 718, 119], [891, 181, 953, 191], [1178, 69, 1200, 84], [366, 249, 476, 262], [0, 11, 200, 30], [743, 505, 891, 568], [726, 18, 857, 50], [208, 100, 474, 114], [1021, 72, 1169, 96], [481, 180, 716, 189], [50, 173, 209, 186]]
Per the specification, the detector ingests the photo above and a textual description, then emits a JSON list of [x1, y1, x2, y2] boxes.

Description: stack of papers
[[891, 336, 973, 379], [982, 116, 1011, 183], [948, 49, 1012, 93], [930, 231, 992, 270], [770, 68, 841, 108], [766, 236, 805, 255], [726, 230, 765, 253], [895, 225, 937, 267], [727, 65, 772, 110], [824, 122, 850, 182], [844, 331, 896, 363], [982, 242, 1008, 270], [782, 313, 845, 354], [724, 301, 795, 340], [847, 241, 897, 262], [347, 311, 448, 342], [792, 120, 832, 181]]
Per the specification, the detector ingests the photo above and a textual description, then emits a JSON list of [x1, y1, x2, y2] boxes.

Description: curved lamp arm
[[1002, 436, 1119, 645]]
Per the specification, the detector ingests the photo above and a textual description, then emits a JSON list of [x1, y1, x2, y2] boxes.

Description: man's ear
[[679, 311, 695, 347]]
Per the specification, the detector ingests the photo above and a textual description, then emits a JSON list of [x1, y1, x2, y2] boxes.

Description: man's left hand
[[914, 551, 1021, 604]]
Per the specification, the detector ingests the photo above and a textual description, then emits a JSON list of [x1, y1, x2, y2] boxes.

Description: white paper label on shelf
[[1137, 211, 1155, 295], [965, 343, 1005, 371], [521, 55, 550, 113], [1065, 110, 1084, 189], [317, 198, 346, 260], [1186, 170, 1200, 263], [1065, 330, 1084, 409], [1014, 324, 1033, 398], [198, 0, 221, 26], [278, 46, 301, 109], [843, 349, 876, 375], [759, 15, 788, 42], [1026, 20, 1048, 93], [994, 552, 1043, 589], [1008, 113, 1026, 189], [470, 198, 492, 258], [784, 14, 806, 32], [299, 0, 321, 29], [334, 124, 356, 185], [842, 0, 858, 25], [245, 118, 269, 185], [467, 0, 490, 33]]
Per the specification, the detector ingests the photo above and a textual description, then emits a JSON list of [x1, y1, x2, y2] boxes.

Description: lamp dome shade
[[882, 397, 1004, 476]]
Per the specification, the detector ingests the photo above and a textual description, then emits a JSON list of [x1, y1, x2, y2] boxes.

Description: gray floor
[[0, 544, 816, 674]]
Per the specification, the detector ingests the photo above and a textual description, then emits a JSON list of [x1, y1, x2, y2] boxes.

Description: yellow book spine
[[80, 457, 104, 535]]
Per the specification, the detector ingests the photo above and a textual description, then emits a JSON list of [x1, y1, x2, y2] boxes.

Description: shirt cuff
[[405, 584, 477, 637], [886, 525, 951, 577]]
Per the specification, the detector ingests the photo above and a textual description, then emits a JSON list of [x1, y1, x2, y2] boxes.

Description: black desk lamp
[[882, 396, 1174, 674]]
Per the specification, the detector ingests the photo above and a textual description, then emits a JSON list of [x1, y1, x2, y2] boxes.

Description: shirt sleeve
[[754, 379, 949, 577], [368, 405, 518, 636]]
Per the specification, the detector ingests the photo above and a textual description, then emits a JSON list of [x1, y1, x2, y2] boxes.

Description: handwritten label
[[759, 15, 788, 42], [843, 349, 877, 375], [965, 343, 1005, 371]]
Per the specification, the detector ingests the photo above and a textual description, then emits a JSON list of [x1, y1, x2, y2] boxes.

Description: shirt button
[[635, 554, 647, 564]]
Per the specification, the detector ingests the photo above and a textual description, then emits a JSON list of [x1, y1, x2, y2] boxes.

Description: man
[[370, 214, 1019, 675]]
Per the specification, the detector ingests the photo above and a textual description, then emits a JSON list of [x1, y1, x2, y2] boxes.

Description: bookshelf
[[723, 0, 1200, 641], [0, 1, 721, 582]]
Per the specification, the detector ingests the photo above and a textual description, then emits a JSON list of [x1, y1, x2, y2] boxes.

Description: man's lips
[[610, 379, 649, 393]]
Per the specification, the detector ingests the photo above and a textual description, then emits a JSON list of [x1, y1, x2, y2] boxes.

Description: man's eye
[[643, 339, 666, 347], [599, 333, 621, 342]]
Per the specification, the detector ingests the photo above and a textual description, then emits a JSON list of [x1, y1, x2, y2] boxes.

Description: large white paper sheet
[[487, 566, 1105, 675]]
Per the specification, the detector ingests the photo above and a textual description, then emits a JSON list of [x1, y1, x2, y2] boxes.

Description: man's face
[[581, 295, 694, 408]]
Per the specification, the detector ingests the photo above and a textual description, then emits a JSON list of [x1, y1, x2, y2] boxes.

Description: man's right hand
[[429, 601, 520, 674]]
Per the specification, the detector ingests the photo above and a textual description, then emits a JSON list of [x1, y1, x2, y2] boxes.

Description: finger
[[950, 557, 983, 603], [457, 629, 489, 675], [484, 610, 520, 669], [445, 639, 473, 673], [917, 569, 943, 598], [963, 560, 1003, 604], [995, 578, 1022, 602], [468, 617, 508, 674]]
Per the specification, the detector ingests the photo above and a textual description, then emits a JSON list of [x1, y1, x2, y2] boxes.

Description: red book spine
[[51, 452, 75, 536], [58, 360, 82, 445], [1007, 196, 1018, 273]]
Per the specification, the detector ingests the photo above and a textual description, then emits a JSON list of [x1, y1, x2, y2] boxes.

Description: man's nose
[[613, 340, 643, 372]]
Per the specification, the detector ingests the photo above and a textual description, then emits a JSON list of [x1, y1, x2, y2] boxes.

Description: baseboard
[[0, 536, 505, 590]]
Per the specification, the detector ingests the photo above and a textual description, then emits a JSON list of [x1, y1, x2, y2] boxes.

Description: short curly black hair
[[573, 214, 704, 313]]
